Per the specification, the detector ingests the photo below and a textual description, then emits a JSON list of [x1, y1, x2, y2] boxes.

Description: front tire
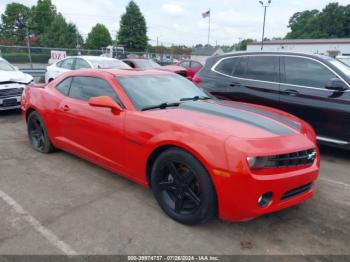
[[27, 111, 55, 153], [151, 148, 217, 225]]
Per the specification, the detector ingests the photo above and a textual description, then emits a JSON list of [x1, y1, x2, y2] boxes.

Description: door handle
[[284, 90, 299, 96], [62, 105, 70, 112], [230, 82, 241, 87]]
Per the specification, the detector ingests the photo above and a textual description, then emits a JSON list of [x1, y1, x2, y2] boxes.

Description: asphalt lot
[[0, 110, 349, 256]]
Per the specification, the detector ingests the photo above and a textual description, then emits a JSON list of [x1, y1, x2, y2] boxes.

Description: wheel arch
[[145, 143, 215, 188], [25, 107, 37, 122]]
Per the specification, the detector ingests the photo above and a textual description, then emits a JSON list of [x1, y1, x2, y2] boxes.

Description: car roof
[[123, 58, 149, 61], [62, 56, 122, 61], [103, 69, 172, 77], [66, 68, 174, 77], [214, 51, 332, 60]]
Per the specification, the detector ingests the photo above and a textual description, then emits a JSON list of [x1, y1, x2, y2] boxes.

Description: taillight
[[192, 75, 202, 84]]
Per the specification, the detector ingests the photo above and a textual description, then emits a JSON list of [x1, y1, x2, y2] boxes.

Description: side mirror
[[88, 96, 123, 113], [325, 78, 347, 91]]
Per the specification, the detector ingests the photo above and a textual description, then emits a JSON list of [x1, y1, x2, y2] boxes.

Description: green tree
[[286, 3, 350, 39], [0, 3, 31, 44], [85, 23, 112, 49], [30, 0, 57, 35], [237, 39, 254, 51], [117, 1, 148, 51], [318, 3, 347, 38], [39, 13, 82, 48]]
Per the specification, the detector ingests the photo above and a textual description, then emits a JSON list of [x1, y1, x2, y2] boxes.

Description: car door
[[211, 55, 280, 108], [279, 55, 350, 144], [56, 76, 126, 169]]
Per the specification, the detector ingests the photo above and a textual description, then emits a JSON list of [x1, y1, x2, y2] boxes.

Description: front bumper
[[216, 164, 319, 221], [0, 96, 22, 111], [214, 134, 320, 222]]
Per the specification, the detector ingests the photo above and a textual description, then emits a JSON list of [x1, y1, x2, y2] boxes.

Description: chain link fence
[[0, 45, 190, 69]]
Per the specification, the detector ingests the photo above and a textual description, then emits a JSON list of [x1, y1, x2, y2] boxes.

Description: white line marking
[[320, 178, 350, 188], [0, 190, 78, 255]]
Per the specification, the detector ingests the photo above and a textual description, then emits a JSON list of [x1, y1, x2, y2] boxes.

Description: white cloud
[[1, 0, 349, 46], [161, 2, 185, 16]]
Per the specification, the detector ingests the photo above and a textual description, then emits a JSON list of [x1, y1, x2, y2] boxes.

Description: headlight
[[247, 149, 316, 170]]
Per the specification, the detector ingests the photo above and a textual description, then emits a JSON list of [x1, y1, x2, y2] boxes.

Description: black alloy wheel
[[151, 148, 217, 225], [27, 111, 55, 153]]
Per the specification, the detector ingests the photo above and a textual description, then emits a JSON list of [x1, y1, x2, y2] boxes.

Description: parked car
[[122, 59, 188, 78], [45, 56, 130, 83], [176, 60, 203, 80], [195, 52, 350, 149], [0, 57, 33, 111], [22, 69, 319, 225]]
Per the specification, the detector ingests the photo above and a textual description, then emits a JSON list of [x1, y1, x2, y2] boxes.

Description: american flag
[[202, 10, 210, 18]]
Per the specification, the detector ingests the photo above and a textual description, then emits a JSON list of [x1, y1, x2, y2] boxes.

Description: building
[[191, 46, 233, 62], [247, 39, 350, 57]]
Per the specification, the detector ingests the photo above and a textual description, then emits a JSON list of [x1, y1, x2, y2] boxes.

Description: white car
[[0, 57, 33, 111], [45, 56, 131, 83]]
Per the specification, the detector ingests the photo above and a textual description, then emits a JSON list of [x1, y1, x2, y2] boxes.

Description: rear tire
[[27, 111, 55, 153], [151, 148, 217, 225]]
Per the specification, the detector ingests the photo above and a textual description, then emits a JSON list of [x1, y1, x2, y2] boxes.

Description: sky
[[1, 0, 349, 47]]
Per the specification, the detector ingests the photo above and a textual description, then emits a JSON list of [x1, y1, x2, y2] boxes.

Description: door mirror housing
[[325, 78, 348, 91], [88, 96, 123, 113]]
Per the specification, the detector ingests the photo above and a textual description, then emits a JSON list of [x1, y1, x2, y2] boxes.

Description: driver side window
[[284, 57, 338, 88]]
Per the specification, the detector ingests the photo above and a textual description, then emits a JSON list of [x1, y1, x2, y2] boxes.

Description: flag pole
[[208, 9, 211, 45]]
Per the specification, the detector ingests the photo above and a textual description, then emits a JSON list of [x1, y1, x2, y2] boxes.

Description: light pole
[[259, 0, 271, 50]]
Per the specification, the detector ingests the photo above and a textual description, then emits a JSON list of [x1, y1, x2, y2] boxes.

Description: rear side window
[[74, 58, 91, 70], [69, 77, 120, 103], [123, 61, 135, 68], [284, 57, 337, 88], [215, 57, 239, 75], [59, 58, 74, 70], [244, 56, 278, 82], [56, 77, 72, 96], [180, 61, 190, 68], [234, 57, 248, 78]]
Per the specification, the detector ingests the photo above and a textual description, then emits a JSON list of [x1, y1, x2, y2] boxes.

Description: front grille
[[281, 183, 313, 201], [0, 88, 24, 99], [267, 149, 316, 168], [176, 70, 187, 77]]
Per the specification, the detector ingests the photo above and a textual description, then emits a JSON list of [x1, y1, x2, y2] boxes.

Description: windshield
[[0, 60, 16, 71], [89, 59, 131, 69], [323, 56, 350, 77], [117, 74, 209, 110], [329, 59, 350, 77], [134, 60, 161, 69]]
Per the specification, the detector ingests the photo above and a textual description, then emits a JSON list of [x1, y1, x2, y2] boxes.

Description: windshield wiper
[[141, 102, 181, 111], [180, 96, 211, 102]]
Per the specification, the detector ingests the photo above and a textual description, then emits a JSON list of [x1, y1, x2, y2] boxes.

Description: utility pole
[[208, 9, 211, 46], [259, 0, 271, 50], [25, 22, 33, 69]]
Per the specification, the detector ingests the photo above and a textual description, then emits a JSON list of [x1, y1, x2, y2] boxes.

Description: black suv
[[195, 52, 350, 149]]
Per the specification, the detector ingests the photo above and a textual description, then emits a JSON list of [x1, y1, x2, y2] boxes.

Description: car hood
[[145, 100, 303, 139], [0, 70, 33, 84], [158, 65, 186, 72]]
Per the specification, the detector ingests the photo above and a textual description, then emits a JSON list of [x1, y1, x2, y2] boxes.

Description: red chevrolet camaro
[[21, 69, 320, 225]]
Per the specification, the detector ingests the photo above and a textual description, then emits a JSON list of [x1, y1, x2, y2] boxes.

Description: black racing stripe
[[217, 100, 301, 131], [180, 101, 294, 135]]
